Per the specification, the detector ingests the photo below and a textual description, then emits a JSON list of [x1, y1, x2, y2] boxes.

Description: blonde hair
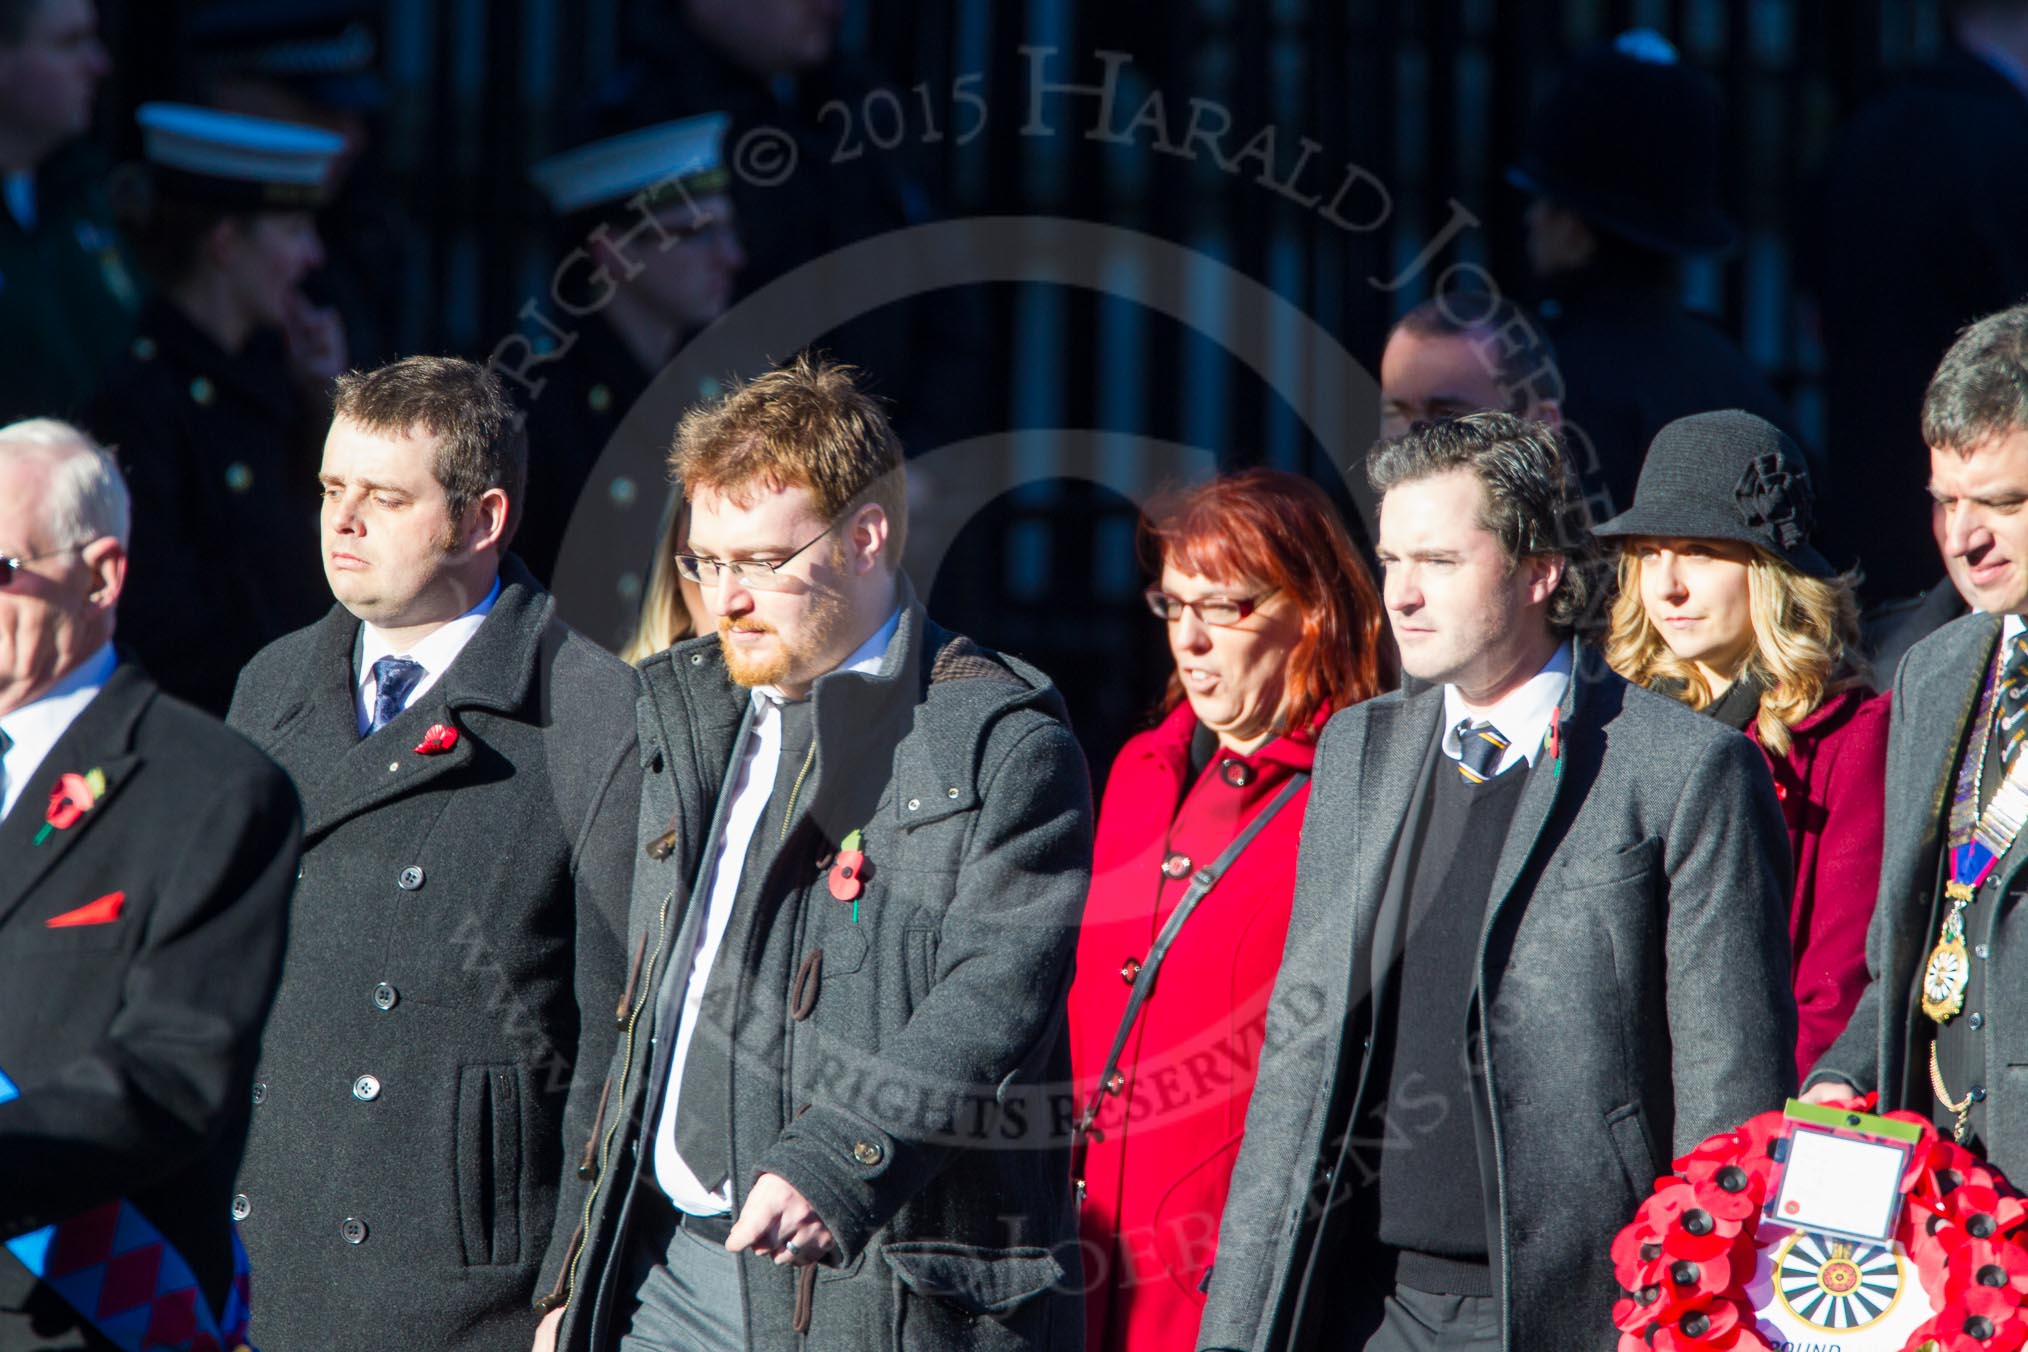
[[620, 494, 696, 665], [670, 352, 906, 561], [1604, 544, 1868, 755]]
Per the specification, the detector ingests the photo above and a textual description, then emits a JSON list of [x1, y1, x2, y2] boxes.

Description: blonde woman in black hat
[[1599, 409, 1887, 1081], [82, 102, 346, 714]]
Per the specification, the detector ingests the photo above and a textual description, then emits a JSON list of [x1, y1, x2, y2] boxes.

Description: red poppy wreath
[[1612, 1096, 2028, 1352]]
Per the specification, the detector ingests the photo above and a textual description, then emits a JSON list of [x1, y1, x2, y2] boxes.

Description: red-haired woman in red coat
[[1069, 469, 1393, 1352]]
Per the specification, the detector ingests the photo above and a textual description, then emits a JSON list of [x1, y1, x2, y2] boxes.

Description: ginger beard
[[716, 548, 852, 689]]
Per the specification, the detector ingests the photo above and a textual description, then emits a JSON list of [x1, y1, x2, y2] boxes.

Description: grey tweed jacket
[[1197, 644, 1797, 1352]]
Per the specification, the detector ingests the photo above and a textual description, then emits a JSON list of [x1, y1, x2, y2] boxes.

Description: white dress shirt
[[1440, 641, 1574, 777], [653, 607, 902, 1214], [0, 643, 117, 822], [353, 579, 500, 736]]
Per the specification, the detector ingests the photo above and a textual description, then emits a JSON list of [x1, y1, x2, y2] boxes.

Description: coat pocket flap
[[880, 1242, 1063, 1315]]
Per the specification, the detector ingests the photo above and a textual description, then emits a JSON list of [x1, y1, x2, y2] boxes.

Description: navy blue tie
[[368, 657, 425, 736]]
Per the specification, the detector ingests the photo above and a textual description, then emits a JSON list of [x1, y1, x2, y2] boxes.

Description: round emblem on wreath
[[1775, 1233, 1903, 1331]]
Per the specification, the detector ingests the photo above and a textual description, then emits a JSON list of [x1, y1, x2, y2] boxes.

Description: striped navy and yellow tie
[[1455, 719, 1509, 783]]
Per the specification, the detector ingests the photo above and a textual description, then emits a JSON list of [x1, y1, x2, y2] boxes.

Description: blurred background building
[[59, 0, 1965, 777]]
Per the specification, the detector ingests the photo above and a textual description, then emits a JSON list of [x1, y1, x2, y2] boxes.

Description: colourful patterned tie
[[1456, 719, 1510, 783], [2002, 633, 2028, 778]]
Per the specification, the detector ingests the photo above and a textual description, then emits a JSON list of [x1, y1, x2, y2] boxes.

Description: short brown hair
[[332, 356, 527, 542], [671, 353, 906, 561], [1923, 302, 2028, 457]]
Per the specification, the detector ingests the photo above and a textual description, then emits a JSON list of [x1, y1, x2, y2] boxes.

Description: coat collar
[[0, 660, 152, 929], [254, 553, 554, 838]]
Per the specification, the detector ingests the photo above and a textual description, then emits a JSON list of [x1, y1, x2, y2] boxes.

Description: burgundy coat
[[1748, 687, 1891, 1080], [1068, 702, 1321, 1352]]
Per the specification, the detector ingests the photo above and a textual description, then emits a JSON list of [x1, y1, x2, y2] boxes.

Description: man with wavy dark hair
[[1198, 411, 1796, 1352]]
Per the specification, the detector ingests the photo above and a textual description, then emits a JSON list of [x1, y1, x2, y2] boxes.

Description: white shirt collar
[[0, 642, 117, 821], [2008, 614, 2025, 644], [354, 578, 501, 734], [1440, 641, 1574, 776], [750, 606, 903, 712]]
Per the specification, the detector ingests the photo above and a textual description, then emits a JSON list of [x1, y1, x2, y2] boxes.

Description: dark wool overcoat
[[225, 557, 640, 1352], [0, 661, 299, 1348], [550, 584, 1095, 1351], [1197, 647, 1798, 1352]]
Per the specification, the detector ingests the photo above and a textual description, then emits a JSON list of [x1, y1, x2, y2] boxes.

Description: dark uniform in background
[[1813, 42, 2028, 604], [87, 299, 329, 714], [1510, 30, 1800, 518], [189, 0, 409, 368], [517, 113, 740, 588], [81, 102, 346, 715], [0, 141, 141, 425], [591, 2, 990, 462]]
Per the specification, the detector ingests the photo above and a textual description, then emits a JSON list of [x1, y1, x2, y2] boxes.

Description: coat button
[[397, 866, 424, 891], [1972, 1084, 1988, 1102], [946, 786, 961, 799], [906, 798, 921, 812], [373, 984, 399, 1012], [1104, 1070, 1125, 1095], [250, 1081, 267, 1106], [852, 1141, 883, 1166], [1220, 759, 1254, 788], [341, 1217, 368, 1244], [1971, 1012, 1986, 1030], [1120, 958, 1141, 984], [352, 1074, 382, 1102], [1161, 853, 1192, 880], [230, 1193, 252, 1221], [1978, 944, 1992, 960], [690, 652, 704, 666], [1774, 783, 1788, 801], [295, 863, 305, 882]]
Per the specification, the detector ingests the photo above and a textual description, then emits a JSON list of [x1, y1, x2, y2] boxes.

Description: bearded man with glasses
[[535, 354, 1093, 1352]]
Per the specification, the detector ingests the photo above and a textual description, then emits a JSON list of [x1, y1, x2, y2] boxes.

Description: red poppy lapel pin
[[33, 768, 107, 846], [414, 723, 459, 755], [828, 829, 868, 922]]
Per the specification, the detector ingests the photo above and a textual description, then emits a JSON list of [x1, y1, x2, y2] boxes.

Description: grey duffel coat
[[550, 589, 1095, 1350], [1197, 648, 1797, 1352], [227, 557, 641, 1351]]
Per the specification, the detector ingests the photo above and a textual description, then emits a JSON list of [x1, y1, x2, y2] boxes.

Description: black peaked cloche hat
[[1594, 409, 1834, 579]]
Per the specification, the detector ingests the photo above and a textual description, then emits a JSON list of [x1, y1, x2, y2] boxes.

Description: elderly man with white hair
[[0, 416, 299, 1350]]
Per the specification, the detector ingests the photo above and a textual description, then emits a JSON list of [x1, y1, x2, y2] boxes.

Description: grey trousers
[[1325, 1282, 1501, 1352], [614, 1210, 746, 1352]]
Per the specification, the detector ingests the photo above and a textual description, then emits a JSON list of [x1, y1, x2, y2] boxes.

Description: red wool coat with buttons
[[1068, 702, 1321, 1352], [1747, 687, 1891, 1080]]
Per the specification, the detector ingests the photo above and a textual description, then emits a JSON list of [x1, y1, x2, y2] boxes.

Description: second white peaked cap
[[136, 102, 345, 206], [530, 112, 733, 216]]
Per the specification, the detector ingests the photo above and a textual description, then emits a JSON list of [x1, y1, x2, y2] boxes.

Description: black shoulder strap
[[1072, 771, 1310, 1187]]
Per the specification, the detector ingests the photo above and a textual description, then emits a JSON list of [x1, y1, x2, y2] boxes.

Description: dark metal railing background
[[100, 0, 1947, 770]]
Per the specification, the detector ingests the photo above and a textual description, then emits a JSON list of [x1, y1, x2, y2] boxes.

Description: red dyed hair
[[1143, 468, 1395, 738]]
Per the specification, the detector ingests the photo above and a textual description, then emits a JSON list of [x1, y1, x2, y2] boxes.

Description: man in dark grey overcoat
[[1808, 302, 2028, 1176], [226, 357, 641, 1351], [537, 356, 1092, 1351], [1197, 413, 1796, 1352]]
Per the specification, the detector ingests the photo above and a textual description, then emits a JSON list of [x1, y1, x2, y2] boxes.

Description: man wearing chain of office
[[1808, 301, 2028, 1169]]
